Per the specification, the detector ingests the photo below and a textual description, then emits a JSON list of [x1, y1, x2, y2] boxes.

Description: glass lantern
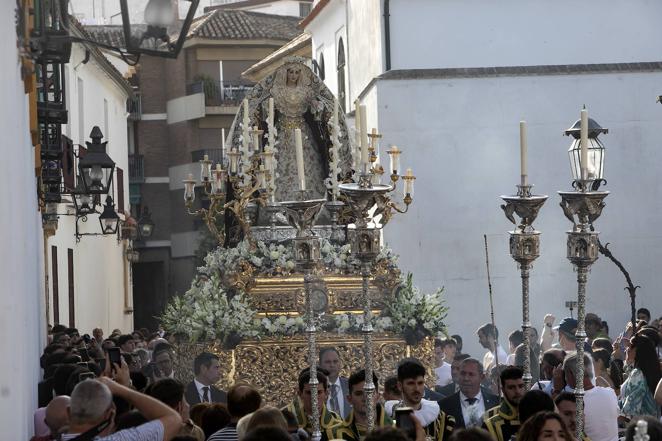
[[120, 0, 200, 58], [78, 127, 115, 195], [564, 117, 608, 183], [99, 196, 120, 235]]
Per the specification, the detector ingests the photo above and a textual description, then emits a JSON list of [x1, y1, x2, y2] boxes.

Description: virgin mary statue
[[226, 57, 354, 202]]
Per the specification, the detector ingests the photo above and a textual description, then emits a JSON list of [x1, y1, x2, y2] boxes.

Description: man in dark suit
[[320, 347, 351, 419], [438, 358, 499, 429], [184, 352, 226, 405], [435, 354, 470, 396]]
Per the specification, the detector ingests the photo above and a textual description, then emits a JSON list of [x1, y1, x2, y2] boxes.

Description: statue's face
[[287, 68, 301, 85]]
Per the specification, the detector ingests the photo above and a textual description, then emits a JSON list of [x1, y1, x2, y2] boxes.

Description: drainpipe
[[384, 0, 391, 71]]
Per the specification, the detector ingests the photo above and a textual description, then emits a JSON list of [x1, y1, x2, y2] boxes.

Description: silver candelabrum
[[501, 184, 547, 389], [280, 196, 326, 441], [339, 178, 393, 433], [559, 180, 608, 440]]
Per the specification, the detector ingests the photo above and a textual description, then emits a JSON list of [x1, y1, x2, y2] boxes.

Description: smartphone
[[78, 372, 95, 381], [395, 407, 416, 439], [107, 347, 122, 371]]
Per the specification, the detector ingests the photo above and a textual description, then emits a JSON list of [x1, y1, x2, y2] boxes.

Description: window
[[68, 249, 75, 327], [337, 38, 346, 111], [51, 246, 59, 324], [316, 52, 325, 80], [299, 2, 312, 17], [116, 167, 125, 213], [77, 78, 84, 144], [103, 98, 109, 136]]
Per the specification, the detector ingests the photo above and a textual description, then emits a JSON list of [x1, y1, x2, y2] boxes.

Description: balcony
[[127, 93, 142, 121], [128, 154, 145, 183], [187, 80, 253, 108]]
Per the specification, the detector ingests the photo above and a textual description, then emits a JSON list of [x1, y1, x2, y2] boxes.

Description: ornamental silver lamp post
[[280, 197, 326, 441], [558, 110, 608, 440], [501, 123, 547, 389], [339, 146, 414, 432]]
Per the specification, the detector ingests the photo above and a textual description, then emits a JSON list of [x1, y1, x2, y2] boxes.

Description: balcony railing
[[187, 80, 253, 107], [126, 93, 142, 120], [191, 148, 223, 165], [128, 154, 144, 183]]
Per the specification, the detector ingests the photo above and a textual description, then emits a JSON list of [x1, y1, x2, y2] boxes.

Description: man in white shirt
[[434, 338, 457, 387], [438, 358, 500, 429], [184, 352, 227, 405], [476, 324, 508, 372], [319, 347, 351, 419], [563, 352, 618, 441]]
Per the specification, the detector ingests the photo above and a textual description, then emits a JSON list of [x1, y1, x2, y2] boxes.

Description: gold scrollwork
[[173, 334, 435, 406]]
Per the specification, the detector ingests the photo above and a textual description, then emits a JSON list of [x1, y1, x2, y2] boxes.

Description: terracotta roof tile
[[189, 9, 301, 41]]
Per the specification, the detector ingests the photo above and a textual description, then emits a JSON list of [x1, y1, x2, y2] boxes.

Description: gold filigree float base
[[173, 333, 434, 407]]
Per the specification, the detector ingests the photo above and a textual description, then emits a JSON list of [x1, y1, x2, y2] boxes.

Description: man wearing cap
[[585, 313, 609, 342], [554, 318, 578, 352]]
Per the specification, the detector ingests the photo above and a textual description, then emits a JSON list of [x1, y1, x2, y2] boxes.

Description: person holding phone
[[60, 356, 182, 441], [385, 359, 455, 441]]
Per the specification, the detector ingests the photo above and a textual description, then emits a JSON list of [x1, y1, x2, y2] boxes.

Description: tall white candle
[[520, 120, 527, 187], [354, 101, 361, 149], [580, 108, 588, 180], [360, 105, 369, 165], [253, 126, 260, 152], [404, 168, 414, 195], [242, 99, 250, 154], [268, 98, 275, 148], [294, 129, 306, 191], [221, 128, 226, 157]]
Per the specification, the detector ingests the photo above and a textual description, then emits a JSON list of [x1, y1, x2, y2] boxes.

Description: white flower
[[270, 251, 280, 260]]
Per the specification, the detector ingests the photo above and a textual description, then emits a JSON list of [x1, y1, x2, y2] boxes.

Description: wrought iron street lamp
[[72, 176, 97, 217], [78, 127, 115, 195], [137, 206, 155, 239], [120, 0, 200, 59], [99, 195, 121, 235]]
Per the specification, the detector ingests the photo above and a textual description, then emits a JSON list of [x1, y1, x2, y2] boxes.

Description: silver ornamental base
[[559, 187, 608, 441], [339, 181, 392, 433], [501, 188, 547, 389], [279, 198, 326, 441]]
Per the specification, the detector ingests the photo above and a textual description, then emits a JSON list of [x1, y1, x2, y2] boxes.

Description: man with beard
[[482, 367, 525, 441], [385, 359, 455, 440], [326, 370, 391, 440]]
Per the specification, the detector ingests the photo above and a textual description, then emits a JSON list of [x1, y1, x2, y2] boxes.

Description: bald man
[[31, 395, 71, 441]]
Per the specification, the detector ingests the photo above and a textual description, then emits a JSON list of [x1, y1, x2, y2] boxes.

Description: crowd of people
[[31, 307, 662, 441]]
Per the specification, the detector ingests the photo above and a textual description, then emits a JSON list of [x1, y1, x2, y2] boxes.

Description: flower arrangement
[[382, 273, 448, 344], [160, 235, 446, 346]]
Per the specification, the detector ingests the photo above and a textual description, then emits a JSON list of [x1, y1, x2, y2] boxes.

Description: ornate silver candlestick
[[559, 186, 608, 439], [280, 198, 326, 441], [560, 113, 609, 440], [501, 184, 547, 389], [339, 179, 392, 432], [324, 200, 345, 243]]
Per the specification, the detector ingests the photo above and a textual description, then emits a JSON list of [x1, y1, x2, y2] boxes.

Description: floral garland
[[160, 239, 447, 346]]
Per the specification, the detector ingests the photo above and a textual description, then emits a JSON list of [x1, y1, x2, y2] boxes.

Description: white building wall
[[346, 0, 384, 105], [0, 3, 46, 438], [375, 72, 662, 357], [240, 0, 304, 16], [48, 43, 133, 335], [306, 0, 346, 100], [388, 0, 662, 69]]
